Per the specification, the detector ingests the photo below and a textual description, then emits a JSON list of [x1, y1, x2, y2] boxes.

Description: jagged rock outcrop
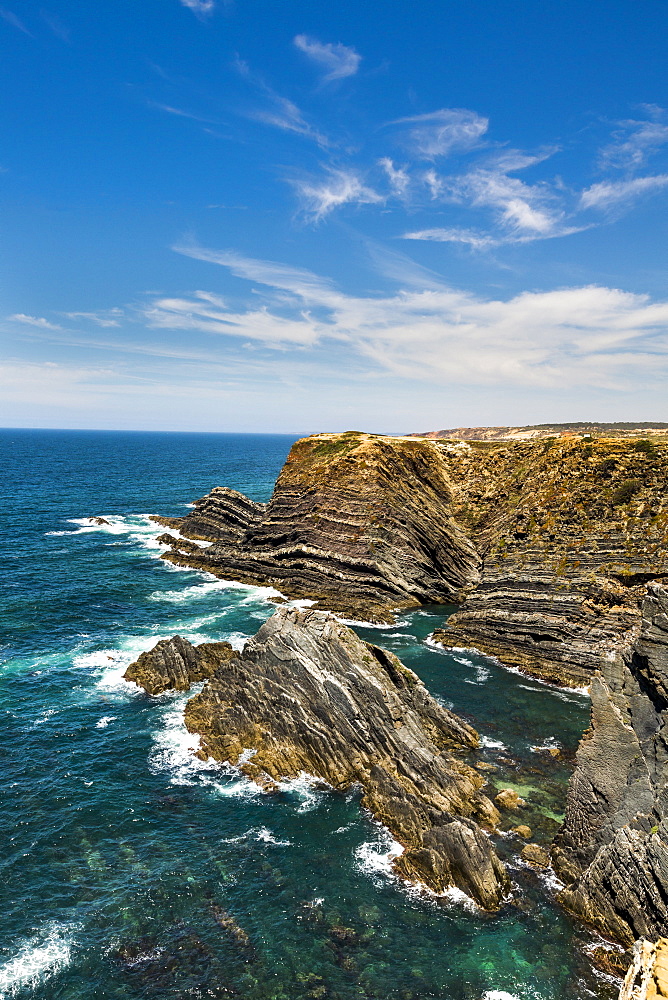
[[124, 635, 234, 695], [435, 435, 668, 686], [154, 433, 481, 623], [618, 938, 668, 999], [552, 584, 668, 944], [130, 607, 509, 907]]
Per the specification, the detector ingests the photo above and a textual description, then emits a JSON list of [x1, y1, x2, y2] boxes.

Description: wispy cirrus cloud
[[379, 158, 410, 199], [0, 7, 31, 34], [163, 243, 668, 390], [234, 57, 329, 147], [293, 34, 361, 83], [8, 313, 62, 330], [148, 101, 221, 125], [390, 108, 488, 159], [599, 111, 668, 170], [291, 168, 383, 221], [403, 227, 499, 249], [580, 174, 668, 211], [64, 309, 124, 327]]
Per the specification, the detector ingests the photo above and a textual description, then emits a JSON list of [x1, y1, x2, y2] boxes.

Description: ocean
[[0, 429, 616, 1000]]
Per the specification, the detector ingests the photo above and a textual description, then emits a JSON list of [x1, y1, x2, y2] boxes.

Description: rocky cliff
[[552, 584, 668, 945], [128, 607, 509, 908], [154, 431, 667, 685], [155, 432, 481, 623]]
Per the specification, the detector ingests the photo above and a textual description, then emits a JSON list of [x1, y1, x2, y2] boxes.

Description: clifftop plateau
[[408, 422, 668, 442]]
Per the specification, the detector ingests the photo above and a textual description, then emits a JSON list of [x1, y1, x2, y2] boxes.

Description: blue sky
[[1, 0, 668, 432]]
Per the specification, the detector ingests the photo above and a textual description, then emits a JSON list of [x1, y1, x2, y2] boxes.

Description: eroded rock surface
[[553, 584, 668, 944], [130, 607, 509, 908], [154, 433, 481, 623], [124, 635, 234, 695], [618, 938, 668, 999]]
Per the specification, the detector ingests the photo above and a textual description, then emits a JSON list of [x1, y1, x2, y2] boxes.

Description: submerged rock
[[135, 606, 509, 908], [124, 635, 234, 695], [494, 788, 526, 811], [553, 584, 668, 944], [521, 843, 550, 868]]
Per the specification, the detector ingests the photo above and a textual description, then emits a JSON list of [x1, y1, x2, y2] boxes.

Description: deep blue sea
[[0, 430, 617, 1000]]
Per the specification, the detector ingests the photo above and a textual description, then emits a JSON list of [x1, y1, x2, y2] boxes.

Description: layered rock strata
[[154, 431, 667, 685], [553, 584, 668, 944], [124, 636, 234, 695], [154, 433, 481, 623], [128, 607, 509, 908], [435, 435, 668, 686]]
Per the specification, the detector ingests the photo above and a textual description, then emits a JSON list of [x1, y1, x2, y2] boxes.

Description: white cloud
[[379, 158, 410, 198], [64, 309, 124, 327], [293, 34, 361, 83], [403, 227, 498, 249], [235, 58, 329, 147], [180, 0, 215, 16], [249, 94, 328, 147], [8, 313, 62, 330], [291, 168, 383, 222], [391, 108, 488, 159], [167, 244, 668, 390], [442, 157, 571, 239], [600, 115, 668, 170], [142, 289, 323, 346], [580, 174, 668, 211], [422, 169, 443, 200]]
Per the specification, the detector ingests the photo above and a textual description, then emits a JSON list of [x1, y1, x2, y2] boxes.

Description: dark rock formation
[[124, 635, 234, 695], [130, 606, 509, 908], [552, 584, 668, 944], [155, 433, 481, 623]]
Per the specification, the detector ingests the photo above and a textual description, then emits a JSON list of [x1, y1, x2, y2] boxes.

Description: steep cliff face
[[127, 607, 509, 908], [156, 433, 481, 622], [437, 436, 668, 686], [552, 584, 668, 945]]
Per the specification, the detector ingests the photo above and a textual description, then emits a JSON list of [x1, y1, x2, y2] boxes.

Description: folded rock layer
[[154, 432, 481, 623], [125, 606, 509, 909]]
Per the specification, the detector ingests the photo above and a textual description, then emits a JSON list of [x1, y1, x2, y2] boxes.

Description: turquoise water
[[0, 430, 615, 1000]]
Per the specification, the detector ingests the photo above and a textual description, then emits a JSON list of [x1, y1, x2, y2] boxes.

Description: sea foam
[[0, 922, 78, 998]]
